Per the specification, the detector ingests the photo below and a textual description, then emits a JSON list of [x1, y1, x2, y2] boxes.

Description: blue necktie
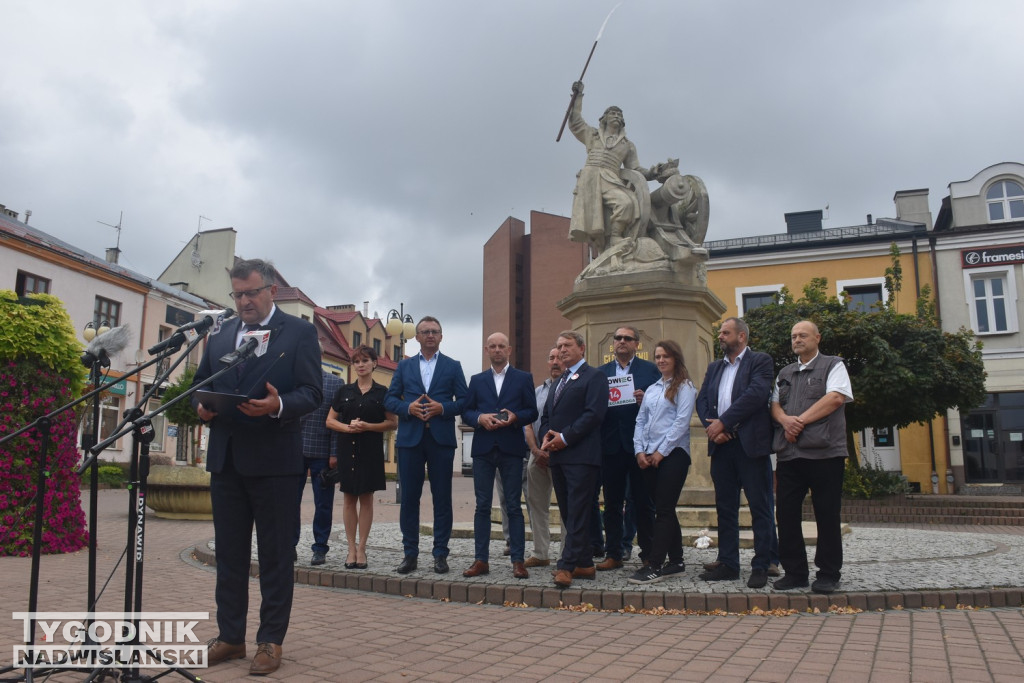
[[553, 370, 571, 404]]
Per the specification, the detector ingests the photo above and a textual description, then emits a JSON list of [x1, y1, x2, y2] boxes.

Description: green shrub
[[843, 457, 911, 499]]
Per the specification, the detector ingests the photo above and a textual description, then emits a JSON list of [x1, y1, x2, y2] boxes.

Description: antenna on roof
[[192, 215, 211, 269], [97, 211, 123, 264]]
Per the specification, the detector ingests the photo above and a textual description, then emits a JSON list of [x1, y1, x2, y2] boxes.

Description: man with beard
[[695, 317, 777, 589]]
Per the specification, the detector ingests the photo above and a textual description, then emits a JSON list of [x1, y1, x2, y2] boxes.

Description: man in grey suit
[[384, 316, 468, 575]]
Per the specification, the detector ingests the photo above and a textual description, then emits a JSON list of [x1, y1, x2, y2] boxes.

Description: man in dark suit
[[460, 332, 537, 579], [384, 316, 468, 575], [193, 259, 322, 676], [596, 325, 661, 570], [540, 330, 608, 588], [695, 317, 777, 589]]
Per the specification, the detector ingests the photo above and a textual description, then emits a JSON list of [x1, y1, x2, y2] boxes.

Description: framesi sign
[[961, 244, 1024, 268]]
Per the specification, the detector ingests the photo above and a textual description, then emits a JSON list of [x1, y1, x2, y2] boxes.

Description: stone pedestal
[[557, 270, 726, 509], [145, 464, 213, 520]]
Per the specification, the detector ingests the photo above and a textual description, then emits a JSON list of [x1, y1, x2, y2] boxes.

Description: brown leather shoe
[[206, 638, 245, 666], [553, 569, 572, 587], [572, 566, 596, 580], [512, 561, 529, 579], [596, 556, 623, 571], [524, 557, 550, 568], [462, 560, 490, 577], [249, 642, 282, 676]]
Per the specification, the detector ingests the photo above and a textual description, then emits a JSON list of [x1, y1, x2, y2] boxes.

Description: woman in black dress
[[326, 345, 397, 569]]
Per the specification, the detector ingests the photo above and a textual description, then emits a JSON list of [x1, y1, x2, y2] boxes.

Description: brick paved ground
[[2, 478, 1023, 682]]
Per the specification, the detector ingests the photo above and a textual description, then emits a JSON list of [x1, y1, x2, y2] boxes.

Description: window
[[964, 266, 1018, 334], [986, 180, 1024, 222], [735, 285, 783, 315], [15, 270, 50, 296], [352, 331, 362, 347], [394, 345, 401, 362], [94, 296, 122, 327], [373, 338, 382, 356], [837, 278, 887, 312]]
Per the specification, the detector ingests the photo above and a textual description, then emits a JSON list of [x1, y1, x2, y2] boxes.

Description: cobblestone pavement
[[1, 478, 1023, 682]]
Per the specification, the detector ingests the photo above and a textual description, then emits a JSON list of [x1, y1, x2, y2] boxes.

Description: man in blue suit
[[193, 259, 322, 676], [597, 325, 661, 570], [385, 316, 468, 575], [540, 330, 608, 588], [695, 317, 778, 589], [460, 332, 537, 579]]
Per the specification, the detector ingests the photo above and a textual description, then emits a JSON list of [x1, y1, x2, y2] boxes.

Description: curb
[[190, 541, 1024, 614]]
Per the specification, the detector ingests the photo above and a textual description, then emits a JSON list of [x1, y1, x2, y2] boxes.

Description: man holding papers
[[596, 325, 660, 571]]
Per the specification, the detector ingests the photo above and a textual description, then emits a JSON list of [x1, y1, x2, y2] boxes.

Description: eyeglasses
[[613, 335, 637, 342], [418, 329, 442, 336], [228, 285, 273, 301]]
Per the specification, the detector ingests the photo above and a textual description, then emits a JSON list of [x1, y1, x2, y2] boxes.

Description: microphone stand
[[0, 342, 189, 683], [81, 339, 259, 683]]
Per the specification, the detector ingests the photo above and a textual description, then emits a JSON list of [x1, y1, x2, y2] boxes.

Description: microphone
[[81, 325, 132, 367], [148, 309, 234, 355], [218, 329, 271, 366]]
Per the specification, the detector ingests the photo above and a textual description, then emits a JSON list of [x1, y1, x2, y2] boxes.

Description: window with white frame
[[965, 266, 1018, 334], [837, 277, 887, 312], [735, 285, 783, 315], [986, 179, 1024, 223], [147, 397, 166, 452]]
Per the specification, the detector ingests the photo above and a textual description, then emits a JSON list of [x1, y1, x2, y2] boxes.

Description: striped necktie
[[553, 370, 571, 404]]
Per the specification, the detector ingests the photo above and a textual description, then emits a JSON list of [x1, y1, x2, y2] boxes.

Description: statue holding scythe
[[557, 8, 710, 283]]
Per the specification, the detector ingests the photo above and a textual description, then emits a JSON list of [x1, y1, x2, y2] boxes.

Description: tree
[[0, 291, 89, 556], [741, 246, 987, 441], [161, 366, 203, 464]]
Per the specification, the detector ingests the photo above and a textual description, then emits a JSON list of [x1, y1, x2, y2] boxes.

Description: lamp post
[[385, 304, 415, 504]]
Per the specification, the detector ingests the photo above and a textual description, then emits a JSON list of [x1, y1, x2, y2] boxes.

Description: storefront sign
[[961, 244, 1024, 268]]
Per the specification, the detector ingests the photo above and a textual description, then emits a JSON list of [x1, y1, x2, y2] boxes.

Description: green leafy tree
[[161, 366, 202, 464], [741, 246, 987, 448], [0, 291, 89, 556]]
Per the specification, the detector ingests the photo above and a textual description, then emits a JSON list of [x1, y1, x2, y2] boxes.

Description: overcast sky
[[2, 1, 1022, 373]]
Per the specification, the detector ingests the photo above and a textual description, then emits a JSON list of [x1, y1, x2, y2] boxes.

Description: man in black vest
[[770, 320, 853, 595]]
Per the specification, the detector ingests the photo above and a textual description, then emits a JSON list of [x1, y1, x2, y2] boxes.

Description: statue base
[[558, 270, 726, 509]]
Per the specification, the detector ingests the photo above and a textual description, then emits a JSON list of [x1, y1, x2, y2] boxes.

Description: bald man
[[461, 333, 537, 579], [771, 320, 853, 595]]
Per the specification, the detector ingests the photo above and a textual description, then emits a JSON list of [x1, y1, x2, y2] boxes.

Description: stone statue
[[566, 81, 709, 283]]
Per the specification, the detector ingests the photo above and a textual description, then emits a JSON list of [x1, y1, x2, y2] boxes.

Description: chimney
[[867, 214, 873, 225], [783, 210, 823, 234], [893, 189, 933, 230], [105, 247, 120, 264], [24, 209, 31, 225]]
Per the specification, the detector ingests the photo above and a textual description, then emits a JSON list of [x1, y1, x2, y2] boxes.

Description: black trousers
[[776, 456, 845, 582], [601, 448, 655, 561], [210, 450, 303, 645], [551, 462, 600, 571], [640, 448, 690, 568]]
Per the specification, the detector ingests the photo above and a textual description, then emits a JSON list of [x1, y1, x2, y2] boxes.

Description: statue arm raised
[[568, 82, 592, 143]]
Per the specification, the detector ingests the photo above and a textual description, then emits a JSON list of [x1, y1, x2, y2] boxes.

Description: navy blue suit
[[384, 352, 468, 558], [462, 366, 537, 563], [192, 308, 322, 646], [599, 356, 660, 561], [539, 362, 608, 571], [695, 348, 777, 572]]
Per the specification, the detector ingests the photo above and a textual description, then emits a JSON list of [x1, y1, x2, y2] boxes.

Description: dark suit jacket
[[599, 356, 661, 455], [695, 348, 773, 458], [192, 308, 323, 476], [539, 363, 608, 467], [462, 366, 538, 458], [384, 352, 468, 449]]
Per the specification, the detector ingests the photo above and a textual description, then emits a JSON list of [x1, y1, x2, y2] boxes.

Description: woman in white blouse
[[628, 339, 696, 585]]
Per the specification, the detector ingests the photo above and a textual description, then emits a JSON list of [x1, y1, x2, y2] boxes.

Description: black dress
[[331, 381, 388, 494]]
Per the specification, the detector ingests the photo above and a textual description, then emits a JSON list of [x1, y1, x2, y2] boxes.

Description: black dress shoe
[[396, 556, 417, 574], [773, 574, 810, 590], [698, 563, 740, 581], [747, 568, 768, 589], [811, 577, 840, 594], [434, 556, 449, 574]]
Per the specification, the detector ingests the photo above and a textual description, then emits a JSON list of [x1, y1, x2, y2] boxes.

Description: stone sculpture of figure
[[565, 81, 710, 283], [567, 80, 654, 256]]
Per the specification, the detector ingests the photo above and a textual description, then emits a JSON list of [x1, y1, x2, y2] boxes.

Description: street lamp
[[384, 304, 415, 503], [82, 319, 111, 342]]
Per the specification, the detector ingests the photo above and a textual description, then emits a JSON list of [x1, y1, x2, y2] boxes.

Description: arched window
[[986, 179, 1024, 222]]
